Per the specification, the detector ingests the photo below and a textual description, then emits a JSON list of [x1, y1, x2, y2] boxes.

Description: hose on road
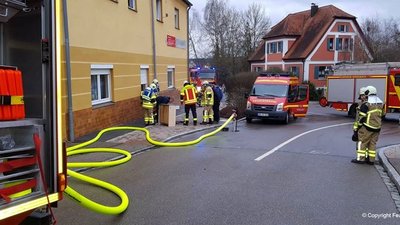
[[64, 113, 236, 215]]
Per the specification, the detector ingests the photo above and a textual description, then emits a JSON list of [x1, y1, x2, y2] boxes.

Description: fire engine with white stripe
[[319, 62, 400, 119]]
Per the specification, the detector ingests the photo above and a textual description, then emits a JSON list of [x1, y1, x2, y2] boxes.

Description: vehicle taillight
[[58, 173, 66, 192]]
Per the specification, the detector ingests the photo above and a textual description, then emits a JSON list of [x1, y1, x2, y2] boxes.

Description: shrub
[[303, 81, 322, 101], [222, 72, 259, 118]]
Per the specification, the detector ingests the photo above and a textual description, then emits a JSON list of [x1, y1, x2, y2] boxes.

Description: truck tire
[[283, 112, 289, 124], [246, 117, 252, 123], [348, 103, 358, 118]]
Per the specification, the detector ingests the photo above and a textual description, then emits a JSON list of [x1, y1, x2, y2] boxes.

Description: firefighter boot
[[351, 159, 365, 164], [193, 121, 197, 126], [183, 121, 188, 126]]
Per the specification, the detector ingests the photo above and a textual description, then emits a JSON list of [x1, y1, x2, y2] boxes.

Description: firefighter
[[152, 79, 160, 94], [200, 81, 214, 124], [149, 83, 159, 123], [180, 81, 198, 125], [352, 86, 385, 165], [141, 86, 157, 125], [352, 87, 368, 141]]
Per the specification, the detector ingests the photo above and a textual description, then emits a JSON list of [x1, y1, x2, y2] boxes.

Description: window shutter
[[327, 38, 330, 50], [314, 66, 319, 79]]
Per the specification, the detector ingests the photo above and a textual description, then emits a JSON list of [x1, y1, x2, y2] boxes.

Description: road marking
[[254, 122, 352, 161]]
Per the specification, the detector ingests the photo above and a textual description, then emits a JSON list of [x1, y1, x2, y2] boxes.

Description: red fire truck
[[189, 67, 217, 89], [245, 73, 309, 124], [0, 1, 66, 224], [319, 63, 400, 118]]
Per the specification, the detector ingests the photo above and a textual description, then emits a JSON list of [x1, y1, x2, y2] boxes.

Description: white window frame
[[91, 66, 112, 105], [140, 66, 149, 91], [156, 0, 162, 21], [174, 8, 180, 29], [167, 66, 175, 88], [128, 0, 137, 11]]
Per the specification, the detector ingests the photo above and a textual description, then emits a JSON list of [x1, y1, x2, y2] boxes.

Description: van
[[245, 73, 309, 124]]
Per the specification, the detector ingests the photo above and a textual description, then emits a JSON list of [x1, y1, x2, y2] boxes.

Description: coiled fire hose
[[64, 113, 236, 215]]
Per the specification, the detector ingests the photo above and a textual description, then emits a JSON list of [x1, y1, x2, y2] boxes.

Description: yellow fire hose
[[64, 114, 236, 215]]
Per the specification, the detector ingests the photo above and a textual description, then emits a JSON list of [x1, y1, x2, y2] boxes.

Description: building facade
[[249, 4, 373, 88], [62, 0, 191, 139]]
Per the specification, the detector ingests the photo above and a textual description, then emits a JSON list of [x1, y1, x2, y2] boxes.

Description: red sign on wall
[[167, 35, 176, 47]]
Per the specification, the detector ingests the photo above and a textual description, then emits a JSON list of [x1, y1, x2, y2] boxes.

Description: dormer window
[[338, 24, 348, 32], [267, 41, 283, 54]]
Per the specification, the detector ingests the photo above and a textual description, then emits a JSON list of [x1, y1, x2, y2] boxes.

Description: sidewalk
[[67, 105, 232, 164], [379, 145, 400, 193]]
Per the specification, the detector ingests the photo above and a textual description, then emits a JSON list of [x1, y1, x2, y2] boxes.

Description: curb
[[378, 145, 400, 192]]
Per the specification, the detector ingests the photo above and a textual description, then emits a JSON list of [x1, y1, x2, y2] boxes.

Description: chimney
[[311, 3, 318, 17]]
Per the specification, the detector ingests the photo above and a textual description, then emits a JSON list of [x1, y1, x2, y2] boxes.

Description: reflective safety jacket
[[353, 101, 367, 131], [180, 84, 197, 105], [141, 87, 156, 109], [358, 96, 384, 132], [201, 86, 214, 106]]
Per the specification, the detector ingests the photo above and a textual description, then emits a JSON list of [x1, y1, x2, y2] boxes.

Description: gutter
[[150, 0, 157, 79], [186, 5, 191, 81]]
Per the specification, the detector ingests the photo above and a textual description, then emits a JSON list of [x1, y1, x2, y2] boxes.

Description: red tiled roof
[[248, 41, 266, 62], [250, 5, 359, 62]]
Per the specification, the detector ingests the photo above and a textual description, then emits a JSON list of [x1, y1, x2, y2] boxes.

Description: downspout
[[62, 0, 74, 141], [150, 0, 157, 79], [187, 5, 191, 81]]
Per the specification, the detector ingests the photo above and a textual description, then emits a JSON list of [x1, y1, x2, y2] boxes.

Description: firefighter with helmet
[[352, 85, 385, 164], [180, 81, 198, 125], [149, 83, 159, 123], [141, 85, 157, 125], [200, 81, 214, 124], [352, 87, 368, 139], [152, 79, 160, 94]]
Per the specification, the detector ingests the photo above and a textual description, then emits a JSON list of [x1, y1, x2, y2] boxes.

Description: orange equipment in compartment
[[0, 67, 25, 120]]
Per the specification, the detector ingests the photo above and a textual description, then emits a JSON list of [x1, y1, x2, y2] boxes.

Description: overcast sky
[[189, 0, 399, 25]]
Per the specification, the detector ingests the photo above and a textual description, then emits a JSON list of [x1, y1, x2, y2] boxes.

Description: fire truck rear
[[1, 1, 65, 224], [319, 62, 400, 119]]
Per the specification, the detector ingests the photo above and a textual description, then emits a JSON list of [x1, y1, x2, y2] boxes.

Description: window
[[336, 38, 343, 50], [174, 8, 179, 29], [291, 66, 299, 77], [270, 42, 277, 53], [343, 38, 349, 51], [277, 41, 283, 53], [167, 68, 174, 88], [91, 68, 112, 105], [338, 25, 348, 32], [156, 0, 162, 21], [395, 74, 400, 86], [314, 66, 329, 79], [128, 0, 136, 10], [327, 38, 334, 51], [140, 67, 149, 91], [267, 41, 283, 54], [255, 67, 263, 72], [349, 38, 354, 51]]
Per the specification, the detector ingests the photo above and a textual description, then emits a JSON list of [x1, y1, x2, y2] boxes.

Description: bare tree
[[189, 8, 210, 62], [361, 17, 400, 62], [192, 0, 271, 83], [241, 3, 271, 57]]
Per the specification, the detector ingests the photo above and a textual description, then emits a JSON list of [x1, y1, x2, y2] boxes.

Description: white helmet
[[202, 81, 209, 86], [150, 83, 157, 89], [183, 80, 189, 86], [365, 86, 377, 96], [152, 79, 159, 84], [359, 87, 367, 95]]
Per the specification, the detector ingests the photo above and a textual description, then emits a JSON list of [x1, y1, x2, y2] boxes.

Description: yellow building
[[63, 0, 192, 139]]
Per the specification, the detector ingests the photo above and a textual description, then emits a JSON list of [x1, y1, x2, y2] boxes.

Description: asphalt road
[[54, 103, 400, 225]]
